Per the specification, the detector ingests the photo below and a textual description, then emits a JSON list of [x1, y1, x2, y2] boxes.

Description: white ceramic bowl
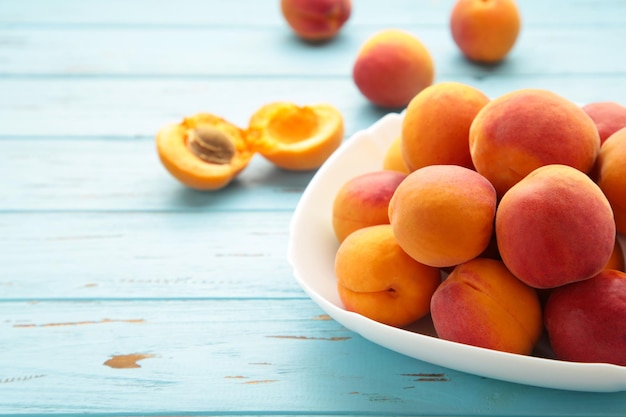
[[287, 112, 626, 392]]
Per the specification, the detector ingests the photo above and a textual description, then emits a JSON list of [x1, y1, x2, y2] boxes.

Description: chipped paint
[[401, 372, 449, 382], [242, 379, 278, 385], [249, 362, 272, 365], [103, 353, 155, 369], [224, 375, 248, 379], [1, 375, 45, 384], [312, 314, 332, 320], [13, 318, 145, 328], [267, 335, 350, 341]]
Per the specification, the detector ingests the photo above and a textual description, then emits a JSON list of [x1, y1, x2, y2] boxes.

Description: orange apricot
[[247, 102, 344, 171], [605, 237, 625, 272], [352, 29, 434, 109], [401, 82, 490, 171], [450, 0, 521, 64], [596, 127, 626, 235], [382, 136, 409, 173], [155, 113, 253, 190], [582, 101, 626, 144], [335, 224, 441, 327], [281, 0, 351, 42]]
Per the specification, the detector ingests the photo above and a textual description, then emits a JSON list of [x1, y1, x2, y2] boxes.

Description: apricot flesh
[[401, 82, 490, 171], [544, 269, 626, 366], [352, 29, 434, 109], [335, 224, 441, 328], [247, 102, 344, 171], [595, 127, 626, 235], [431, 258, 542, 355], [469, 89, 600, 197], [156, 113, 253, 190], [450, 0, 521, 64], [388, 164, 497, 268], [332, 170, 407, 243], [496, 164, 616, 289], [582, 101, 626, 144], [281, 0, 351, 42]]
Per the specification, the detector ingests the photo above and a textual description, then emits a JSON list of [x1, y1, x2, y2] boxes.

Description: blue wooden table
[[1, 1, 625, 415]]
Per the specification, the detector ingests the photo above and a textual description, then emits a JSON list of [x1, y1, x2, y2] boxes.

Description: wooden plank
[[1, 299, 625, 415], [0, 211, 306, 300]]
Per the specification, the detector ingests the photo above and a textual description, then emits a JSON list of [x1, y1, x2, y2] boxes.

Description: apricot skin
[[582, 101, 626, 144], [382, 136, 409, 174], [335, 224, 441, 328], [596, 127, 626, 235], [388, 165, 497, 268], [431, 258, 542, 355], [469, 89, 600, 197], [281, 0, 351, 42], [332, 170, 407, 243], [496, 164, 616, 289], [352, 29, 434, 109], [401, 82, 490, 171], [544, 269, 626, 366], [450, 0, 521, 64]]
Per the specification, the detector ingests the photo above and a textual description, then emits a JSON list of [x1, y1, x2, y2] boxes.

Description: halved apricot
[[156, 113, 253, 190], [247, 102, 344, 171]]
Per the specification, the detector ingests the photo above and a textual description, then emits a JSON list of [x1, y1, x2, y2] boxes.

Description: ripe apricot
[[401, 82, 490, 171], [247, 102, 344, 171], [156, 113, 253, 190], [352, 29, 434, 109], [496, 164, 616, 289], [469, 89, 600, 197], [332, 170, 407, 243], [582, 101, 626, 144], [335, 224, 441, 327], [388, 165, 497, 268], [450, 0, 521, 64], [281, 0, 351, 42], [605, 238, 625, 272], [431, 258, 542, 355], [595, 127, 626, 234], [382, 136, 409, 174]]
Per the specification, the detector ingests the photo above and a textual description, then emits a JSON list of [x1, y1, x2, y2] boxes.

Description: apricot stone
[[469, 89, 600, 197], [595, 127, 626, 235], [496, 164, 616, 289], [431, 258, 542, 355], [352, 29, 434, 109], [401, 82, 490, 171], [335, 224, 441, 327], [582, 101, 626, 144], [332, 170, 407, 243], [281, 0, 351, 42], [388, 165, 497, 268], [544, 269, 626, 365], [450, 0, 521, 64]]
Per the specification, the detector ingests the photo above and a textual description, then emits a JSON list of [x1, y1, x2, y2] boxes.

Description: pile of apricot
[[156, 102, 344, 190], [332, 82, 626, 366]]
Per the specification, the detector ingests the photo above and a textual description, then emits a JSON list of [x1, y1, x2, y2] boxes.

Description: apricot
[[450, 0, 521, 64], [382, 136, 409, 174], [544, 269, 626, 366], [431, 258, 542, 355], [352, 29, 435, 109], [247, 102, 344, 171], [401, 82, 490, 171], [595, 127, 626, 234], [469, 89, 600, 197], [496, 164, 616, 289], [281, 0, 351, 42], [388, 165, 497, 268], [156, 113, 253, 190], [335, 224, 441, 327], [605, 237, 625, 272], [332, 170, 407, 243], [582, 101, 626, 144]]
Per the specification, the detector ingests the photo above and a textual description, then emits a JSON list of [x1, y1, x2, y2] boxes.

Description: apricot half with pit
[[247, 102, 344, 171], [156, 113, 253, 190]]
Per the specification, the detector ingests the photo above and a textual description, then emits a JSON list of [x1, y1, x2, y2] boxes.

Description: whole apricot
[[450, 0, 521, 64], [335, 224, 441, 328], [431, 258, 542, 355], [582, 101, 626, 144], [469, 89, 600, 197], [605, 237, 625, 272], [388, 164, 497, 268], [595, 127, 626, 234], [332, 170, 407, 243], [544, 269, 626, 366], [247, 101, 344, 171], [496, 164, 616, 289], [352, 29, 434, 109], [382, 136, 409, 174], [156, 113, 253, 190], [401, 82, 490, 171], [281, 0, 351, 42]]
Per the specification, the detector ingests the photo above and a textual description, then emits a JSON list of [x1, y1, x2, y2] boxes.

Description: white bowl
[[287, 112, 626, 392]]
